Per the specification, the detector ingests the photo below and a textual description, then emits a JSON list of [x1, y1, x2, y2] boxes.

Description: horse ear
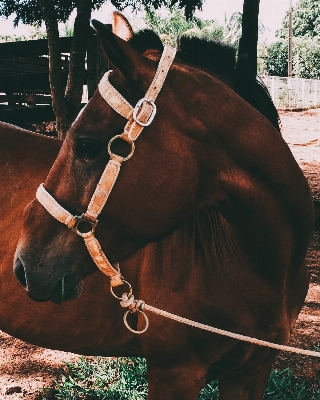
[[91, 19, 155, 86], [112, 11, 134, 41]]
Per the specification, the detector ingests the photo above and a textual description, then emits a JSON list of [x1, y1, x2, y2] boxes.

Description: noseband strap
[[36, 46, 177, 287]]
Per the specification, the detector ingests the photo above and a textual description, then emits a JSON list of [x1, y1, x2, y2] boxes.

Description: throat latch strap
[[36, 46, 176, 287]]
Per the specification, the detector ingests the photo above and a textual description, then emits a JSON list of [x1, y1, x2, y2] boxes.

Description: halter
[[36, 46, 177, 289]]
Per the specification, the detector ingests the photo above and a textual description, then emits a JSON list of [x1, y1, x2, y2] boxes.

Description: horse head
[[15, 21, 218, 301]]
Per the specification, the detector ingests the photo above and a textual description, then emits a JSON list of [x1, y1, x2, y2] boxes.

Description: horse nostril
[[14, 258, 27, 288]]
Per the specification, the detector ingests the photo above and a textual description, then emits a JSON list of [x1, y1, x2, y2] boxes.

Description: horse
[[14, 18, 314, 400], [0, 0, 278, 364], [0, 122, 144, 356]]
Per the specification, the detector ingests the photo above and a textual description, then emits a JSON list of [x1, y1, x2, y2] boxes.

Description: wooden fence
[[0, 31, 109, 125]]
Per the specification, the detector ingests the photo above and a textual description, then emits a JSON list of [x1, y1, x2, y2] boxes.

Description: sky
[[0, 0, 298, 43]]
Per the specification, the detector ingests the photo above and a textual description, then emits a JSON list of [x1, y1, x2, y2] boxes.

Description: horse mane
[[128, 29, 164, 54], [128, 29, 281, 133], [177, 35, 237, 82]]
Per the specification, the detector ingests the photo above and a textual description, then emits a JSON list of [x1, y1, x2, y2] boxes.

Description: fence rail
[[262, 75, 320, 110]]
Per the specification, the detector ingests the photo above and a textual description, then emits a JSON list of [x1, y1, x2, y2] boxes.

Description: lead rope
[[115, 287, 320, 358], [36, 46, 320, 358]]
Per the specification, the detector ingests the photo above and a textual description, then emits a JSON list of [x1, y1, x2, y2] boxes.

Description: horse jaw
[[112, 11, 134, 41]]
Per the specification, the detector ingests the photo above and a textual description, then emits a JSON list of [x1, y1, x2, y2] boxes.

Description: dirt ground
[[0, 109, 320, 399], [272, 109, 320, 383]]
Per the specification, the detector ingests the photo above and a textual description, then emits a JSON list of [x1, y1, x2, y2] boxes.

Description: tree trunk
[[38, 0, 92, 140], [38, 0, 66, 139], [64, 0, 92, 134], [236, 0, 260, 79]]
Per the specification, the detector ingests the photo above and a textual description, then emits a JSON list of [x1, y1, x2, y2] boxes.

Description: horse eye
[[76, 140, 101, 159]]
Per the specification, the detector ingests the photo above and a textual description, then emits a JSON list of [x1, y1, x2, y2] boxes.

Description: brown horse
[[14, 20, 314, 400], [0, 0, 274, 363], [0, 122, 142, 355]]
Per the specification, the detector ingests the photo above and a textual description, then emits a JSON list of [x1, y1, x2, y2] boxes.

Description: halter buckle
[[69, 213, 98, 237], [133, 98, 157, 127]]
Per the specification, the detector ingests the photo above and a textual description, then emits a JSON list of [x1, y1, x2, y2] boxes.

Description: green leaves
[[264, 0, 320, 78], [41, 357, 148, 399], [277, 0, 320, 39], [144, 5, 243, 47], [265, 37, 320, 79]]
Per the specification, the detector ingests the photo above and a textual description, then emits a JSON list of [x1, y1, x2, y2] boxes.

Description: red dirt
[[1, 109, 320, 399], [272, 109, 320, 382]]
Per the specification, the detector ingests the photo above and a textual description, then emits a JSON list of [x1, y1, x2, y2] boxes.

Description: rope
[[118, 293, 320, 356], [138, 303, 320, 357]]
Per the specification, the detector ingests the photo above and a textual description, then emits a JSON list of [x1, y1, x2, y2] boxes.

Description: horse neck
[[131, 208, 281, 308], [195, 108, 313, 281]]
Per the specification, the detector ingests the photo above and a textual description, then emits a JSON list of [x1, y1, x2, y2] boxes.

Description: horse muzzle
[[14, 256, 83, 304]]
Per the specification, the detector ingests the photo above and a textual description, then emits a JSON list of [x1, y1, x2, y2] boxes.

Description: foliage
[[62, 23, 74, 37], [276, 0, 320, 39], [28, 25, 47, 39], [293, 37, 320, 79], [0, 0, 106, 26], [222, 11, 243, 46], [144, 5, 211, 46], [257, 40, 269, 76], [0, 34, 26, 42], [264, 0, 320, 78], [265, 40, 288, 77], [144, 6, 243, 47], [264, 37, 320, 79], [0, 25, 46, 42], [41, 357, 148, 399], [0, 0, 204, 26], [39, 357, 320, 400], [263, 368, 319, 399], [112, 0, 204, 20]]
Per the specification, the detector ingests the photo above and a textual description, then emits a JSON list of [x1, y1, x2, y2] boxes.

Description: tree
[[276, 0, 320, 39], [144, 6, 215, 46], [292, 37, 320, 79], [264, 0, 320, 78], [265, 40, 288, 77], [144, 6, 244, 48], [0, 0, 204, 139]]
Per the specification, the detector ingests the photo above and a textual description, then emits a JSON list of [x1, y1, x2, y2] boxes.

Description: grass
[[39, 357, 320, 400]]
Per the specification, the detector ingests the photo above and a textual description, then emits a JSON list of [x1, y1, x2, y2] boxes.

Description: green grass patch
[[40, 357, 320, 399]]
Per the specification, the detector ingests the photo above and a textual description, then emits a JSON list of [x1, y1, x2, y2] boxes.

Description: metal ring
[[110, 279, 133, 300], [108, 135, 135, 162], [69, 214, 98, 237], [123, 310, 149, 334]]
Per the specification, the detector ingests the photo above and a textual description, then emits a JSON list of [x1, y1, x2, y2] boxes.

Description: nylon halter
[[36, 46, 177, 288]]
